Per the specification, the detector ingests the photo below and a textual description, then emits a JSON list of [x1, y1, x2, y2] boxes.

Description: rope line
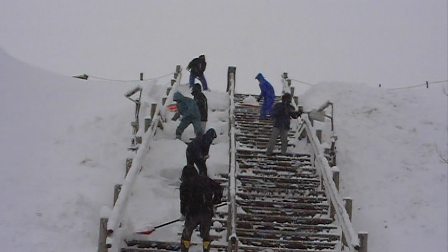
[[87, 72, 174, 82], [290, 79, 314, 86], [289, 77, 447, 91], [386, 80, 448, 90]]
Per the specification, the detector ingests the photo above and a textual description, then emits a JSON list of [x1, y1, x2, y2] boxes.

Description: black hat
[[282, 93, 292, 100]]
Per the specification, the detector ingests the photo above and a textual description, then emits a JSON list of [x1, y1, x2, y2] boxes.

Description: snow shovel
[[135, 202, 228, 235], [135, 219, 180, 235]]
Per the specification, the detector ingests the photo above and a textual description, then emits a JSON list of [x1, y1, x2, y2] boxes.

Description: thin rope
[[87, 72, 174, 82], [386, 80, 448, 90], [290, 79, 314, 86]]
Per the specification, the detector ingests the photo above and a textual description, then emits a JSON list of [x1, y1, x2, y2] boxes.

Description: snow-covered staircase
[[105, 66, 367, 252], [215, 94, 341, 251], [119, 94, 340, 252]]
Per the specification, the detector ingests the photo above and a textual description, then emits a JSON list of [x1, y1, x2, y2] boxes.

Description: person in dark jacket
[[186, 128, 217, 175], [255, 73, 275, 119], [266, 93, 302, 155], [179, 165, 223, 252], [187, 55, 209, 91], [172, 92, 203, 139], [191, 83, 208, 132]]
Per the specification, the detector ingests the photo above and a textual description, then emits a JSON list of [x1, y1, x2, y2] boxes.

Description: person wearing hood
[[179, 165, 223, 252], [191, 83, 208, 132], [255, 73, 275, 120], [186, 128, 217, 175], [187, 55, 209, 91], [266, 93, 302, 156], [172, 92, 203, 139]]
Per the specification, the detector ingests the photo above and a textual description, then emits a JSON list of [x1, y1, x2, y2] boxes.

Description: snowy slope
[[300, 82, 448, 252]]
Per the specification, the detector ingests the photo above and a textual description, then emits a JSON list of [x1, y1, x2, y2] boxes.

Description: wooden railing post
[[316, 129, 322, 143], [344, 198, 353, 220], [358, 232, 368, 252], [144, 116, 151, 132], [97, 217, 108, 252], [166, 86, 172, 96], [125, 158, 132, 176], [330, 170, 339, 219], [150, 103, 157, 119], [333, 169, 340, 191], [114, 184, 122, 206], [341, 197, 353, 247], [227, 66, 236, 92]]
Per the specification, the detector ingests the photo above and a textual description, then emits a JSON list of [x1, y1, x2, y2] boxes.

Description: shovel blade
[[136, 228, 156, 235]]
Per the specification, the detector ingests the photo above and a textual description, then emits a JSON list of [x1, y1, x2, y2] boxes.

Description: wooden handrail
[[227, 66, 238, 252], [100, 65, 182, 250]]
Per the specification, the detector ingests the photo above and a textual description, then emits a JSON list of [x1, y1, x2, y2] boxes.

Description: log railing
[[97, 65, 182, 252], [226, 66, 238, 252], [281, 73, 368, 252]]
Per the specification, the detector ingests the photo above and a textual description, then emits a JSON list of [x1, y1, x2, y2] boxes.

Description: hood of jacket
[[201, 128, 217, 147], [173, 91, 186, 103], [255, 73, 265, 81], [191, 84, 203, 96]]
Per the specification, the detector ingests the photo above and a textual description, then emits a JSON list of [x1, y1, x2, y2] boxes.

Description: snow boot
[[181, 239, 190, 252], [203, 240, 211, 252]]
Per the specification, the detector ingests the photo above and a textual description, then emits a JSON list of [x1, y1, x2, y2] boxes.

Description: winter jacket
[[173, 92, 201, 121], [180, 174, 223, 216], [191, 84, 208, 122], [256, 73, 275, 101], [271, 101, 301, 129], [186, 128, 217, 161], [187, 56, 207, 76]]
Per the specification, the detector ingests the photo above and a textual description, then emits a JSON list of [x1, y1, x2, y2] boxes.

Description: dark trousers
[[266, 127, 289, 155], [186, 152, 208, 175], [181, 212, 213, 251], [189, 73, 208, 90]]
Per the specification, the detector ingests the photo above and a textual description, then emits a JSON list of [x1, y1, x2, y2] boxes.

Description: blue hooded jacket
[[173, 92, 201, 120], [256, 73, 275, 101]]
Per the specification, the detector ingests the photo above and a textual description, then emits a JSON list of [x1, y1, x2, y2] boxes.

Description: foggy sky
[[1, 0, 447, 94]]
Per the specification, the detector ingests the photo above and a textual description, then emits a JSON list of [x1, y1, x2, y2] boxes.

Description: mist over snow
[[0, 1, 446, 95], [1, 44, 447, 252]]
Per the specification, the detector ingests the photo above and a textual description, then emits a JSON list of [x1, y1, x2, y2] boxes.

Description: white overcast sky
[[0, 0, 447, 94]]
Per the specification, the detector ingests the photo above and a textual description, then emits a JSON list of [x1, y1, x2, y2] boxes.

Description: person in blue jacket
[[266, 93, 302, 156], [172, 92, 204, 139], [255, 73, 275, 119]]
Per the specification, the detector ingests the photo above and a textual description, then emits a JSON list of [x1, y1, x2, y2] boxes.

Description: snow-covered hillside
[[0, 48, 446, 252]]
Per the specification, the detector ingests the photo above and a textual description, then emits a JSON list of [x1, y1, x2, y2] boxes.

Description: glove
[[180, 214, 185, 221]]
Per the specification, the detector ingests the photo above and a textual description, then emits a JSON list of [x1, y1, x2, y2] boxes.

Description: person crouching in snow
[[179, 165, 223, 252], [266, 93, 302, 156], [172, 92, 204, 140], [191, 83, 208, 133], [186, 128, 217, 175], [255, 73, 275, 120]]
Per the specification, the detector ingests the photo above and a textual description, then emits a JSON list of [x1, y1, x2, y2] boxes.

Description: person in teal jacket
[[255, 73, 275, 119], [172, 92, 204, 139]]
